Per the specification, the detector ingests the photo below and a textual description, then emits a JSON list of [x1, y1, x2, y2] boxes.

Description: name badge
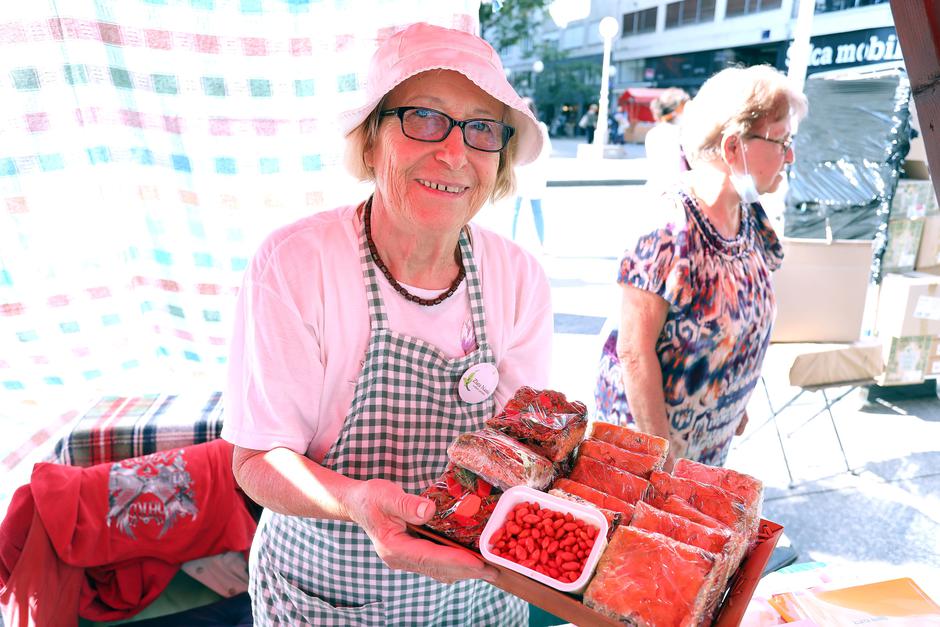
[[459, 363, 499, 404]]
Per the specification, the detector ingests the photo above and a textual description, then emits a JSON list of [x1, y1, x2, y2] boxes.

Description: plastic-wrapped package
[[589, 422, 669, 463], [419, 465, 499, 549], [447, 428, 555, 491], [485, 387, 588, 462], [569, 456, 650, 505], [584, 525, 716, 627], [551, 478, 636, 519], [673, 458, 764, 525], [658, 494, 726, 531], [578, 438, 664, 479], [630, 501, 736, 622], [647, 471, 749, 533], [630, 501, 730, 554], [783, 70, 911, 283], [547, 489, 622, 534]]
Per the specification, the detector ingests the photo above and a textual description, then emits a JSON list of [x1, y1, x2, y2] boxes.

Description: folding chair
[[757, 376, 872, 488]]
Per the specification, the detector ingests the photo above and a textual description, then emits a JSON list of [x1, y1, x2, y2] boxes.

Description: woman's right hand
[[346, 478, 499, 585]]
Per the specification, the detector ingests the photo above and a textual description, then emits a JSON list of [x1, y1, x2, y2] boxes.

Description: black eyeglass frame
[[745, 133, 795, 154], [379, 106, 516, 153]]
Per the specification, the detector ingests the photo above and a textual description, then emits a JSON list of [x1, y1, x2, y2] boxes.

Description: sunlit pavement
[[476, 144, 940, 600]]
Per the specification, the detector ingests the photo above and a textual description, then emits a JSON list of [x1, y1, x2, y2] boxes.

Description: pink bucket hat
[[339, 22, 543, 165]]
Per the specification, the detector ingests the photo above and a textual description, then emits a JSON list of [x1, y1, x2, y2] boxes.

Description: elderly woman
[[221, 23, 551, 625], [595, 65, 807, 469], [644, 87, 691, 190]]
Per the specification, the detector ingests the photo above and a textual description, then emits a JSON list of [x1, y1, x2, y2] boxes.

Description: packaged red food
[[672, 458, 763, 526], [447, 428, 555, 491], [547, 489, 623, 533], [578, 438, 663, 479], [647, 471, 747, 532], [419, 465, 499, 548], [569, 456, 650, 505], [629, 501, 731, 554], [584, 525, 716, 627], [485, 387, 588, 462], [589, 422, 669, 462], [656, 494, 726, 531], [551, 478, 635, 519]]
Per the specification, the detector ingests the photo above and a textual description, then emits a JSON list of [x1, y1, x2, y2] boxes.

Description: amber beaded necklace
[[363, 197, 465, 307]]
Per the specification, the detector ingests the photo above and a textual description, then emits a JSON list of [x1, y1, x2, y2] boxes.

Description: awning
[[617, 87, 669, 123]]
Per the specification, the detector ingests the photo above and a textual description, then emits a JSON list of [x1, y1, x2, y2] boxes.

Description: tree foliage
[[479, 0, 550, 52]]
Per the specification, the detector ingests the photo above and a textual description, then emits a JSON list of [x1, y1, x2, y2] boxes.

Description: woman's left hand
[[735, 410, 749, 436]]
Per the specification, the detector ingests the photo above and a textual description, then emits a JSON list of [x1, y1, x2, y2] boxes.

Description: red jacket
[[0, 439, 256, 626]]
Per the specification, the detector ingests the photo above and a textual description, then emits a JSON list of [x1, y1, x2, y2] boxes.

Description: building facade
[[501, 0, 899, 136]]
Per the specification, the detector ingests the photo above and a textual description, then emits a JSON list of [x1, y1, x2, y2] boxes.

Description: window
[[665, 0, 715, 28], [815, 0, 887, 13], [622, 7, 658, 36], [726, 0, 783, 18]]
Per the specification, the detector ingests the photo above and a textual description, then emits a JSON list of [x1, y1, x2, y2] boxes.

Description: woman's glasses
[[380, 106, 515, 152], [747, 133, 795, 154]]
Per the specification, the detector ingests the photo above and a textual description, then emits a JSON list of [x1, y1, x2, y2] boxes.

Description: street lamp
[[594, 16, 619, 151], [531, 59, 544, 97], [548, 0, 590, 28]]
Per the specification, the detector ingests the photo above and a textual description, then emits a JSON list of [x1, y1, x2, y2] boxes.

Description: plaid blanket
[[51, 392, 223, 467]]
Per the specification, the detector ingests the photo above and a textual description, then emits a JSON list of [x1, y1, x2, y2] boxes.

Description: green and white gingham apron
[[248, 213, 527, 626]]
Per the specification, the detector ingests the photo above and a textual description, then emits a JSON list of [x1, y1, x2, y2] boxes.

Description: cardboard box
[[891, 179, 940, 218], [786, 341, 883, 388], [915, 215, 940, 271], [926, 335, 940, 379], [879, 335, 931, 386], [771, 238, 874, 343], [882, 219, 925, 274], [876, 272, 940, 338], [409, 519, 783, 627]]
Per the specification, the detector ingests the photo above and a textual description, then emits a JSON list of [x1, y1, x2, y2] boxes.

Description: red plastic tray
[[408, 518, 783, 627]]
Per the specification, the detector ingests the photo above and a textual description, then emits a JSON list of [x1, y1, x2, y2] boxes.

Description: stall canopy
[[617, 87, 668, 123]]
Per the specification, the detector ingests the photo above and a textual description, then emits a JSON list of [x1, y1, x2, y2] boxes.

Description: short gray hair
[[680, 65, 808, 164]]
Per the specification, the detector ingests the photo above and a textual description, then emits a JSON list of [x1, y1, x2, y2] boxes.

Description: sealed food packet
[[550, 478, 635, 519], [584, 525, 717, 627], [419, 465, 500, 549], [578, 438, 664, 479], [447, 428, 555, 491], [547, 489, 623, 534], [589, 422, 669, 463], [485, 387, 588, 462], [569, 455, 650, 504], [673, 458, 764, 541]]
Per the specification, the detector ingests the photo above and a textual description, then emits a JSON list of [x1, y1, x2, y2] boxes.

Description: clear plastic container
[[479, 485, 609, 594]]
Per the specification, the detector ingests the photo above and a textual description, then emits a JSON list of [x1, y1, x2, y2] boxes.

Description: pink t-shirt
[[221, 204, 553, 462]]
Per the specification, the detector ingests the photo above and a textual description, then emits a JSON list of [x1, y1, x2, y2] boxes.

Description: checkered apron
[[248, 219, 527, 626]]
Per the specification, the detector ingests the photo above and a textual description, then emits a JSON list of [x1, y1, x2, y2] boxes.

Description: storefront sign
[[784, 27, 904, 74]]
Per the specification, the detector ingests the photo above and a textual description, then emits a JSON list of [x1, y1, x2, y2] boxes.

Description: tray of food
[[410, 386, 783, 627]]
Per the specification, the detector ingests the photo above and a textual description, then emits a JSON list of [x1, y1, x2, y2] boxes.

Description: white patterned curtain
[[0, 0, 481, 413]]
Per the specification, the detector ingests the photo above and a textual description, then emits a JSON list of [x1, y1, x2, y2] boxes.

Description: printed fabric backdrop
[[0, 0, 481, 413]]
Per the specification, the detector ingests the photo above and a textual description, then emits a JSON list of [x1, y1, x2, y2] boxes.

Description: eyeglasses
[[380, 106, 515, 153], [746, 133, 795, 154]]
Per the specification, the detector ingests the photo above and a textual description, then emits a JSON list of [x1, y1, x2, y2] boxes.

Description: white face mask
[[728, 135, 760, 205]]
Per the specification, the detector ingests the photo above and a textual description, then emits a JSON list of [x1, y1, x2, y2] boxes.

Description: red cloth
[[0, 439, 256, 625]]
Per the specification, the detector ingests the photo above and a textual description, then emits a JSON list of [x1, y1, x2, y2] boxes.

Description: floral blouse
[[597, 190, 783, 466]]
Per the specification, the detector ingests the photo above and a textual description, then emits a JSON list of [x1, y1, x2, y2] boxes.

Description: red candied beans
[[488, 500, 598, 584]]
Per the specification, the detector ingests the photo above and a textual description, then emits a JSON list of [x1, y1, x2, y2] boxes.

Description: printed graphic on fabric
[[107, 448, 198, 540]]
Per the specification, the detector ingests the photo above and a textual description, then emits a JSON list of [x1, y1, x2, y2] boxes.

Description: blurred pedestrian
[[594, 65, 807, 468], [644, 88, 690, 190], [578, 103, 598, 143], [512, 97, 552, 247]]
